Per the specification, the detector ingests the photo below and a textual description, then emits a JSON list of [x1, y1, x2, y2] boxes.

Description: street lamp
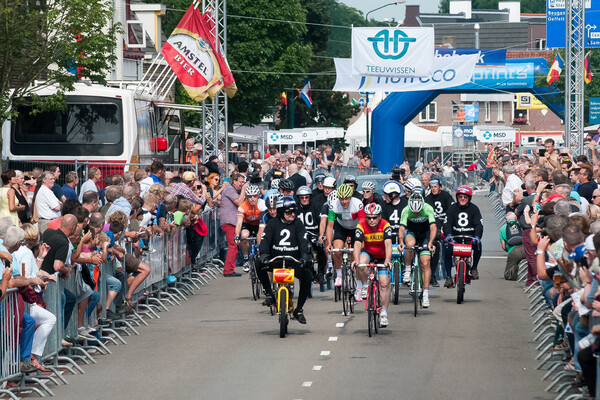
[[363, 0, 406, 154]]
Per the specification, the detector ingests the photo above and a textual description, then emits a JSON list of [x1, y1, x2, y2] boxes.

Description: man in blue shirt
[[61, 171, 79, 201]]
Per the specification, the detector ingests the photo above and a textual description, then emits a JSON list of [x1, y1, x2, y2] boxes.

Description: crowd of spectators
[[492, 137, 600, 395]]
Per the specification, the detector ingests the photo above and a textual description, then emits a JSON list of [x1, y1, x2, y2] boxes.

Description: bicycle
[[243, 237, 261, 301], [359, 263, 386, 337], [405, 246, 425, 317], [267, 255, 300, 338], [331, 238, 355, 316], [448, 235, 474, 304], [391, 244, 402, 305], [306, 232, 326, 293]]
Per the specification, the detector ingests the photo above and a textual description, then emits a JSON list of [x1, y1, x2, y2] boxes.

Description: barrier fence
[[0, 205, 226, 397]]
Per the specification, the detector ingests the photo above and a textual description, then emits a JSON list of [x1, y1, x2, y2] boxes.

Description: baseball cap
[[231, 142, 239, 148], [182, 171, 197, 181]]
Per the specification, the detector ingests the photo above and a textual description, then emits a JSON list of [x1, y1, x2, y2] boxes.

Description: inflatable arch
[[371, 57, 563, 173]]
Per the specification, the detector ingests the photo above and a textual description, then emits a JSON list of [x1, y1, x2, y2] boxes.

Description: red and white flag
[[201, 11, 237, 98]]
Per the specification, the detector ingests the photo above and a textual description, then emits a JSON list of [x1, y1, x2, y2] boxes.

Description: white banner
[[266, 128, 345, 145], [352, 27, 434, 77], [473, 126, 516, 143], [333, 54, 478, 92]]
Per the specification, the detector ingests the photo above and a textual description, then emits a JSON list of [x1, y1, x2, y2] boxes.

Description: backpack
[[505, 220, 523, 246]]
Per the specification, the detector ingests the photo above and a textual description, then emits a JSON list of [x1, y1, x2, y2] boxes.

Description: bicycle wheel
[[457, 260, 465, 304], [367, 281, 374, 337], [348, 268, 356, 314], [250, 260, 259, 301], [342, 265, 349, 316], [374, 282, 380, 334], [412, 265, 419, 317], [279, 289, 288, 338], [334, 270, 340, 302], [393, 261, 400, 305]]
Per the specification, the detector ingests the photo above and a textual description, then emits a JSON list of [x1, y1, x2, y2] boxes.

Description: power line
[[231, 70, 335, 76]]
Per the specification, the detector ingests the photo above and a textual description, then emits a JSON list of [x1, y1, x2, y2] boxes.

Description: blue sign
[[590, 97, 600, 124], [434, 48, 507, 65], [547, 0, 600, 48], [465, 105, 479, 122], [453, 125, 476, 141]]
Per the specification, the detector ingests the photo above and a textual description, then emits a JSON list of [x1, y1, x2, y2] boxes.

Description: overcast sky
[[340, 0, 441, 24]]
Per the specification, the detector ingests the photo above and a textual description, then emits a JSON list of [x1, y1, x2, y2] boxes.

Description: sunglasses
[[365, 216, 379, 220], [284, 209, 297, 214], [363, 190, 373, 193], [298, 195, 310, 199], [593, 195, 599, 199]]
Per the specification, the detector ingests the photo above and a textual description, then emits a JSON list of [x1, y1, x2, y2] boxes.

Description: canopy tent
[[404, 123, 443, 148]]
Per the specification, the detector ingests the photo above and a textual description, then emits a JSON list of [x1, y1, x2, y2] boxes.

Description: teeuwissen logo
[[367, 29, 416, 60]]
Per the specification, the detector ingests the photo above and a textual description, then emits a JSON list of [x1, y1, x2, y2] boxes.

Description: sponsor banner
[[590, 97, 600, 124], [465, 105, 479, 122], [333, 54, 478, 92], [457, 62, 535, 90], [452, 125, 476, 141], [435, 48, 507, 66], [352, 27, 434, 77], [474, 126, 516, 143], [518, 93, 548, 110], [266, 128, 344, 145]]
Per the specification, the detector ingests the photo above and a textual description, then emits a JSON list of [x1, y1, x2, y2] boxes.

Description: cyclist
[[352, 203, 393, 326], [382, 180, 405, 243], [398, 192, 437, 308], [316, 176, 337, 249], [443, 185, 484, 280], [235, 185, 263, 272], [279, 178, 295, 197], [257, 193, 280, 244], [313, 173, 326, 197], [344, 175, 363, 201], [326, 183, 364, 287], [425, 178, 455, 288], [263, 178, 280, 199], [258, 196, 312, 324], [313, 175, 336, 207], [296, 186, 325, 280], [361, 181, 384, 207]]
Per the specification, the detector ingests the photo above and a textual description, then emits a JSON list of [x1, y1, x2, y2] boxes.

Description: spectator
[[577, 166, 597, 203], [171, 171, 207, 205], [502, 164, 523, 210], [62, 171, 79, 201], [47, 164, 66, 203], [13, 170, 30, 225], [0, 169, 24, 226], [220, 173, 248, 277], [499, 212, 526, 280], [100, 185, 123, 216], [140, 161, 165, 196], [106, 185, 136, 218], [185, 138, 199, 164], [82, 191, 100, 215], [288, 164, 307, 191], [34, 171, 62, 234], [79, 167, 101, 203]]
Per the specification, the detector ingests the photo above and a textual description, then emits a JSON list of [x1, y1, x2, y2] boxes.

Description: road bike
[[267, 255, 300, 338], [331, 237, 355, 316], [359, 263, 385, 337], [391, 244, 402, 305], [243, 237, 261, 301], [306, 232, 326, 292], [448, 235, 474, 304], [405, 246, 424, 317]]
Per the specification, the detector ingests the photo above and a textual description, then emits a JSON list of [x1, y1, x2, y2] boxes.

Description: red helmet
[[364, 202, 382, 216], [456, 185, 473, 200]]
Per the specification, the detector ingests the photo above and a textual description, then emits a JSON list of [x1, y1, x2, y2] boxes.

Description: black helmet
[[314, 173, 326, 184], [276, 196, 297, 221], [279, 178, 295, 192]]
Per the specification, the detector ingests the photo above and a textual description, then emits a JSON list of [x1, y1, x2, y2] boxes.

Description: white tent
[[404, 123, 443, 148]]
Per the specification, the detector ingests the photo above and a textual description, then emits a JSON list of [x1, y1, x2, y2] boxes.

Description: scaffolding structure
[[564, 0, 585, 155]]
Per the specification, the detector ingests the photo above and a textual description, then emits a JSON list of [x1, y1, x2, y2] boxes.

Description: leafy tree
[[0, 0, 119, 125]]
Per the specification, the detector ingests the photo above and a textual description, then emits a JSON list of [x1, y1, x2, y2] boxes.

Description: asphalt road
[[52, 194, 552, 400]]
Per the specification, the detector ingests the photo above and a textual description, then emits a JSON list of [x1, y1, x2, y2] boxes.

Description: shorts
[[404, 230, 431, 256], [359, 253, 390, 276], [242, 223, 259, 237], [124, 254, 141, 273], [333, 220, 357, 245]]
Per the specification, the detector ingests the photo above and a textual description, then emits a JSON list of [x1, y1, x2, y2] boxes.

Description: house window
[[484, 102, 491, 122], [497, 102, 504, 122], [513, 102, 528, 125], [419, 102, 437, 122], [536, 38, 546, 50]]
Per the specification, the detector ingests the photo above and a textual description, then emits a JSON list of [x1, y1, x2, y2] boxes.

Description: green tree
[[0, 0, 119, 124]]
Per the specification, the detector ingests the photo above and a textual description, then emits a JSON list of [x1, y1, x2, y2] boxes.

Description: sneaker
[[293, 309, 307, 324], [380, 313, 389, 327], [361, 286, 368, 300], [355, 288, 362, 302], [242, 261, 250, 273], [335, 276, 342, 287], [470, 269, 479, 280], [77, 327, 96, 341], [85, 326, 98, 334], [20, 360, 37, 374], [444, 277, 454, 288], [422, 293, 430, 308], [431, 277, 440, 287], [555, 340, 570, 351], [106, 309, 121, 320], [61, 339, 74, 347], [403, 268, 412, 284], [262, 294, 275, 307]]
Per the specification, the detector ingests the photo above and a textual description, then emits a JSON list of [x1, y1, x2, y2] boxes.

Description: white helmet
[[362, 181, 376, 191], [408, 193, 424, 214], [404, 178, 422, 191], [327, 191, 338, 208], [323, 176, 337, 188], [271, 178, 280, 189], [245, 185, 261, 196], [383, 180, 402, 195]]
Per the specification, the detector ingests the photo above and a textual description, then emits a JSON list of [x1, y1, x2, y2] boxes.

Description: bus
[[1, 83, 185, 176]]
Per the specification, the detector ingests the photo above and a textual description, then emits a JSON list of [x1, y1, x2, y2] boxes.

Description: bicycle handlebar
[[357, 263, 387, 268], [447, 235, 475, 244], [267, 255, 301, 264]]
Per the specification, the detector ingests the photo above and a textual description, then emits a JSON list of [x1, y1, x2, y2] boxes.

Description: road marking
[[335, 322, 344, 327], [481, 256, 507, 259], [320, 350, 330, 356], [302, 381, 313, 387], [328, 336, 338, 341], [313, 365, 322, 371]]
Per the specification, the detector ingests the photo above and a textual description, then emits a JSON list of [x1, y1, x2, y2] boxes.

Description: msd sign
[[473, 126, 516, 143]]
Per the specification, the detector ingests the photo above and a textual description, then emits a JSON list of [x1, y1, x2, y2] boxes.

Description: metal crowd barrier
[[0, 205, 227, 397]]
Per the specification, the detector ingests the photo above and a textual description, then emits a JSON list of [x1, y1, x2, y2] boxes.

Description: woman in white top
[[13, 223, 56, 372]]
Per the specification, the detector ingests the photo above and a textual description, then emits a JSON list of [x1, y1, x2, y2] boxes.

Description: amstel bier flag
[[162, 3, 237, 102]]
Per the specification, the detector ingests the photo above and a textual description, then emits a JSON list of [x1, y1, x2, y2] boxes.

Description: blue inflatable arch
[[371, 57, 563, 173]]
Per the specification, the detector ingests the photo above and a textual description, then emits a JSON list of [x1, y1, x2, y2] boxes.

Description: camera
[[391, 165, 401, 182]]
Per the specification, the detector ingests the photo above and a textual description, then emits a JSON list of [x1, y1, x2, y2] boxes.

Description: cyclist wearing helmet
[[257, 193, 280, 244], [315, 176, 338, 249], [425, 178, 455, 288], [296, 186, 326, 281], [352, 203, 394, 326], [313, 174, 326, 197], [235, 185, 263, 272], [279, 178, 295, 197], [361, 181, 384, 207], [326, 183, 364, 287], [398, 192, 437, 308], [258, 196, 312, 324], [443, 185, 484, 280], [382, 180, 406, 243], [344, 175, 363, 201], [263, 178, 280, 200]]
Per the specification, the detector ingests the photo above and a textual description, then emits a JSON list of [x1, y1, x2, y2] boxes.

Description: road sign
[[547, 0, 600, 48]]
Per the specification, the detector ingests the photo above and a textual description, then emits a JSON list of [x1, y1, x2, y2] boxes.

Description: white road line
[[313, 365, 322, 371], [302, 381, 313, 387], [320, 350, 330, 356], [335, 322, 344, 328], [481, 256, 507, 259], [328, 336, 338, 341]]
